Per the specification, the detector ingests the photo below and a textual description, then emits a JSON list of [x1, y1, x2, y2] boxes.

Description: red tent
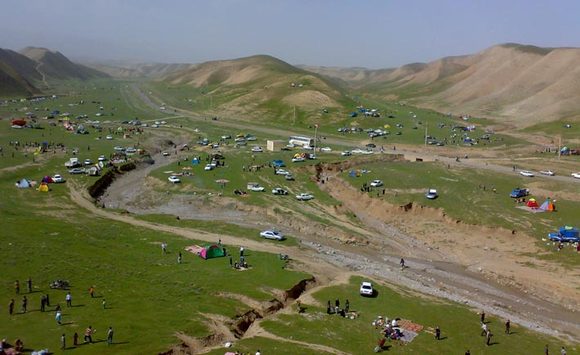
[[42, 176, 54, 183], [526, 198, 539, 209]]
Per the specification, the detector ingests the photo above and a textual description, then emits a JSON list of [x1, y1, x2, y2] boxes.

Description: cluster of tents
[[15, 176, 56, 192], [525, 197, 556, 212]]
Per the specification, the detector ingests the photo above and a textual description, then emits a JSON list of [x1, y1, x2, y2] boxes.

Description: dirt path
[[35, 62, 49, 89]]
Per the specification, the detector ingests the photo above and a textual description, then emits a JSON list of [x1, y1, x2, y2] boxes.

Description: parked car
[[272, 187, 288, 195], [341, 151, 352, 156], [247, 183, 265, 192], [106, 135, 113, 140], [98, 155, 107, 161], [204, 164, 214, 171], [52, 174, 66, 183], [84, 159, 93, 165], [548, 226, 579, 243], [285, 174, 295, 181], [251, 146, 263, 153], [572, 172, 580, 179], [510, 188, 530, 198], [370, 179, 383, 187], [162, 152, 170, 156], [68, 168, 85, 174], [425, 188, 438, 199], [359, 281, 374, 297], [276, 169, 290, 176], [296, 193, 314, 201], [540, 170, 555, 176], [366, 143, 376, 148], [519, 170, 535, 177], [260, 230, 285, 241], [320, 147, 332, 152], [168, 175, 181, 183], [292, 157, 305, 163], [125, 147, 137, 154]]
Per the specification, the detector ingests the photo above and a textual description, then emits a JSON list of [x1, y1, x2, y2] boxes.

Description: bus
[[289, 136, 314, 148]]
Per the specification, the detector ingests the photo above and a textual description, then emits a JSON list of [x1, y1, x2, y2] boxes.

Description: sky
[[1, 0, 579, 68]]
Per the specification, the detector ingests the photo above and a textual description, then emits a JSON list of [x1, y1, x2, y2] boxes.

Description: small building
[[267, 140, 284, 151]]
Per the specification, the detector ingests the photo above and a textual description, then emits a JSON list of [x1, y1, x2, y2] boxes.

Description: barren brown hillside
[[307, 44, 580, 126]]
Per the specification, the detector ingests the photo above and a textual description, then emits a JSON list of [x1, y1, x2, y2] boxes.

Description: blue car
[[548, 226, 579, 243]]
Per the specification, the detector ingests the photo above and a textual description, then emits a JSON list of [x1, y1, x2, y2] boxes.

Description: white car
[[320, 147, 332, 152], [260, 230, 285, 241], [114, 146, 124, 152], [52, 174, 66, 183], [251, 146, 263, 153], [248, 184, 265, 192], [162, 152, 170, 156], [296, 193, 314, 201], [84, 159, 93, 165], [204, 164, 214, 171], [572, 172, 580, 179], [370, 179, 383, 187], [276, 169, 290, 176], [98, 155, 107, 161], [168, 175, 181, 183], [272, 187, 288, 195], [360, 281, 374, 297], [425, 188, 438, 199], [341, 151, 352, 156], [540, 170, 555, 176], [106, 135, 113, 140], [519, 170, 535, 177], [292, 157, 305, 163], [126, 147, 137, 154]]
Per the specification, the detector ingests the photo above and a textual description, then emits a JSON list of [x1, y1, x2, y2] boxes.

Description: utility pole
[[314, 123, 319, 154], [293, 106, 296, 125], [558, 135, 561, 160], [424, 123, 428, 147]]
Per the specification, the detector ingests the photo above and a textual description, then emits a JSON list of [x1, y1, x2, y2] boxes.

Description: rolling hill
[[0, 47, 109, 97], [0, 48, 41, 96], [154, 55, 354, 123], [306, 43, 580, 127]]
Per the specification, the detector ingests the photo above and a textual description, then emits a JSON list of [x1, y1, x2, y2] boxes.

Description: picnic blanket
[[184, 245, 204, 254]]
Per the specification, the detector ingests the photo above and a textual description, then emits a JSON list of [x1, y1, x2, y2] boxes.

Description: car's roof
[[361, 281, 372, 286]]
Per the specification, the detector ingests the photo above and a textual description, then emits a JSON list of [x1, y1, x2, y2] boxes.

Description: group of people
[[6, 277, 114, 350], [326, 299, 350, 317]]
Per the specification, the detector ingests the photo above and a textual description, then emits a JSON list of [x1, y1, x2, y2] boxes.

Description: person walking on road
[[400, 258, 405, 270]]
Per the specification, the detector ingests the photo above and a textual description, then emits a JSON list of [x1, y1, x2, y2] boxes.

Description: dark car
[[365, 143, 376, 148]]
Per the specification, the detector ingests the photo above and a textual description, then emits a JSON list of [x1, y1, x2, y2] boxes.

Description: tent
[[37, 183, 49, 192], [42, 176, 54, 183], [16, 179, 31, 188], [539, 198, 556, 212], [526, 198, 539, 209], [199, 244, 225, 260]]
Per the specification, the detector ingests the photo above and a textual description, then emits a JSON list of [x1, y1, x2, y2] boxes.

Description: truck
[[64, 157, 81, 168], [548, 226, 579, 243], [509, 188, 529, 198]]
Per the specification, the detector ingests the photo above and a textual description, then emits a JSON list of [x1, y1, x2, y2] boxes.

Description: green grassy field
[[260, 276, 576, 354], [1, 78, 578, 354], [342, 161, 580, 266]]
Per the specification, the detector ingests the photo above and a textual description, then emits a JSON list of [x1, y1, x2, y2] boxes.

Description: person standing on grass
[[486, 330, 493, 346], [345, 299, 350, 313], [84, 326, 95, 343], [161, 242, 167, 254], [178, 252, 182, 264], [480, 322, 488, 336], [73, 332, 78, 346], [27, 277, 32, 293], [66, 292, 72, 307], [240, 246, 245, 257], [14, 280, 20, 294], [8, 299, 14, 315], [21, 296, 27, 313], [107, 326, 114, 345], [40, 295, 46, 312], [229, 256, 233, 267], [55, 310, 62, 325], [60, 334, 66, 350], [561, 346, 567, 355], [89, 286, 95, 298], [435, 326, 441, 340], [45, 293, 50, 307], [480, 311, 486, 323], [102, 298, 107, 309], [505, 319, 511, 334], [545, 344, 549, 355]]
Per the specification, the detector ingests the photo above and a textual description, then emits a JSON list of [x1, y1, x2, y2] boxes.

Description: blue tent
[[16, 179, 31, 188], [192, 157, 200, 165], [272, 160, 285, 168]]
